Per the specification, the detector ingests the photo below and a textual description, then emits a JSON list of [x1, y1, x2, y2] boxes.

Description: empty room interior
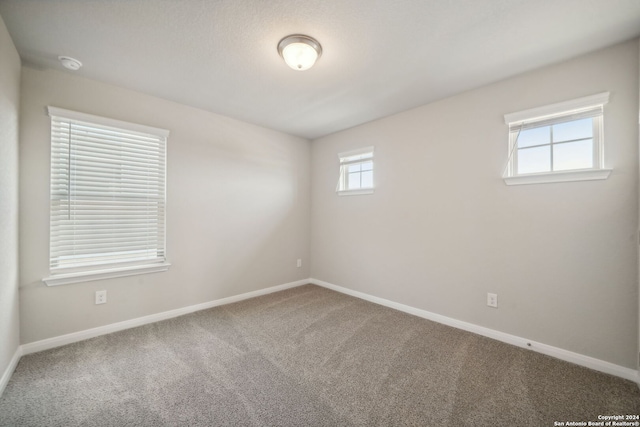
[[2, 0, 640, 425]]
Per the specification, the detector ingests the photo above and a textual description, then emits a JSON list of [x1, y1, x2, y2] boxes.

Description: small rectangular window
[[44, 107, 170, 286], [503, 92, 612, 185], [337, 146, 374, 195]]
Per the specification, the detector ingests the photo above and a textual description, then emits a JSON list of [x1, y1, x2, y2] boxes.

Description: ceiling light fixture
[[277, 34, 322, 71], [58, 56, 82, 71]]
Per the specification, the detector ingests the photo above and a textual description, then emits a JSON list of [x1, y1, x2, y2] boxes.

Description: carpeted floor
[[1, 284, 639, 426]]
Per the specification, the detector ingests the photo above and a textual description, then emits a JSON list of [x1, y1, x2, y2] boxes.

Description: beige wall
[[0, 16, 20, 377], [311, 40, 639, 368], [10, 29, 640, 372], [19, 67, 311, 344]]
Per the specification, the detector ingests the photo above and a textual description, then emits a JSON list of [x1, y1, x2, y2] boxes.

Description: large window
[[337, 146, 374, 195], [503, 92, 611, 185], [44, 107, 170, 286]]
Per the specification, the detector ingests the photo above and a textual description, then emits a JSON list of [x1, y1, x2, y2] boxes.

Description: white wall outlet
[[95, 290, 107, 305], [297, 259, 302, 268], [487, 292, 498, 308]]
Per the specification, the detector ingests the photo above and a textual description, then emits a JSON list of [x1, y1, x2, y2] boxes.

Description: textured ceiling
[[1, 0, 640, 139]]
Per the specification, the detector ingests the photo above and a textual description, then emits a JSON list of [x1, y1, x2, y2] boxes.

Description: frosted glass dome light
[[278, 35, 322, 71]]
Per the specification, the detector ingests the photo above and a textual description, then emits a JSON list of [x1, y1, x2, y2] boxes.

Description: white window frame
[[43, 107, 171, 286], [337, 146, 375, 196], [503, 92, 612, 186]]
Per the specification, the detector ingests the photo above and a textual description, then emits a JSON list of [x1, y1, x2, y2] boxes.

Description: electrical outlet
[[95, 290, 107, 305], [297, 259, 302, 268], [487, 293, 498, 308]]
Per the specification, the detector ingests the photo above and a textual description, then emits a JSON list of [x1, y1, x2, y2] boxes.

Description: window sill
[[43, 262, 171, 286], [338, 188, 374, 196], [503, 169, 612, 186]]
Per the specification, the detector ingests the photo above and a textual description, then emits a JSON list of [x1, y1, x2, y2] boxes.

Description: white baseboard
[[13, 277, 639, 386], [310, 278, 639, 383], [21, 279, 309, 356], [0, 346, 22, 398]]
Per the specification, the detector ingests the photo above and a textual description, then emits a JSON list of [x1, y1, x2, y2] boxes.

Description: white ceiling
[[1, 0, 640, 140]]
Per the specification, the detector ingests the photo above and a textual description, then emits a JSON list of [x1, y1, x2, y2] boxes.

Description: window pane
[[517, 126, 550, 148], [348, 164, 361, 173], [553, 118, 593, 143], [553, 139, 593, 171], [360, 161, 373, 171], [361, 171, 373, 188], [347, 172, 361, 189], [518, 145, 550, 174]]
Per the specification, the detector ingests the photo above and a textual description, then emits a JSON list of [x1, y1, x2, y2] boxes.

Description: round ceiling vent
[[58, 56, 82, 71]]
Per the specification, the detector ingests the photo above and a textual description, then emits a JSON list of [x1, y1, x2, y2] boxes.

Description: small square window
[[503, 92, 612, 185], [337, 147, 374, 195]]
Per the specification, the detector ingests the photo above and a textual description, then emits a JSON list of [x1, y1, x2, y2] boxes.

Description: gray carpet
[[1, 284, 639, 426]]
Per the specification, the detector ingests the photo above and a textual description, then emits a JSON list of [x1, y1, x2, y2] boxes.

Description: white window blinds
[[507, 105, 603, 134], [48, 107, 169, 275]]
